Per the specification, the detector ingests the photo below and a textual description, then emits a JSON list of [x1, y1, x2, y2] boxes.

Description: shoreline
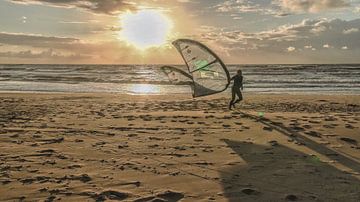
[[1, 90, 360, 96]]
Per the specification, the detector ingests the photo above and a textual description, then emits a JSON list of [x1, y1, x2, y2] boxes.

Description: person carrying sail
[[229, 69, 243, 110]]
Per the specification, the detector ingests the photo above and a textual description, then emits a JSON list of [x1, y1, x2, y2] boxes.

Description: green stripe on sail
[[194, 60, 209, 71]]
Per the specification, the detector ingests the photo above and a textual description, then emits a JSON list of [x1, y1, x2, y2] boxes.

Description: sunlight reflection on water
[[129, 84, 161, 94]]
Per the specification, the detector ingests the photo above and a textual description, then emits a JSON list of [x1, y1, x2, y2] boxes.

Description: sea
[[0, 64, 359, 95]]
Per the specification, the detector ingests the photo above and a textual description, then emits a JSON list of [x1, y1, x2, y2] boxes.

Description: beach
[[2, 0, 360, 200], [0, 92, 359, 201]]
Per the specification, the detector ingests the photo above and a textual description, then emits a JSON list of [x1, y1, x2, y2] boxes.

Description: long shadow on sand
[[221, 139, 360, 201], [240, 112, 360, 174]]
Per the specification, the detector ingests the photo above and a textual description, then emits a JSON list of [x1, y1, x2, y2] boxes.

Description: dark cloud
[[0, 49, 91, 60], [0, 31, 179, 63], [9, 0, 137, 15], [0, 32, 111, 55], [0, 32, 78, 48], [0, 32, 124, 57]]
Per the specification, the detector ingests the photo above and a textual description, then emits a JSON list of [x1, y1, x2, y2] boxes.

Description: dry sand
[[0, 92, 359, 201]]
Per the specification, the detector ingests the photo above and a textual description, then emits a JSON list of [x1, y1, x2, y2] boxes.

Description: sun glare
[[119, 10, 173, 49]]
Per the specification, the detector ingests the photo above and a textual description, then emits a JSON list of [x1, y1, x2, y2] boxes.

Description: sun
[[119, 10, 173, 49]]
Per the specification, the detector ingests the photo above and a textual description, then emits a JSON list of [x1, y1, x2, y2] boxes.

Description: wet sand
[[0, 93, 359, 201]]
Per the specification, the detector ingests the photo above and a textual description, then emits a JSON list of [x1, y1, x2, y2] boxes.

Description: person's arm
[[226, 75, 235, 88]]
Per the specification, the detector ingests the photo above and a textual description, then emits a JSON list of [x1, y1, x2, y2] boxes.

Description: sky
[[0, 0, 359, 64]]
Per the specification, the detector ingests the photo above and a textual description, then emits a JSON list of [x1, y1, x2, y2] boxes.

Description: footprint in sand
[[81, 190, 129, 201], [323, 125, 335, 129], [304, 131, 322, 138], [339, 137, 357, 145], [291, 126, 305, 131], [285, 194, 298, 201], [75, 139, 84, 143], [97, 191, 129, 201], [67, 164, 82, 169], [241, 188, 260, 195], [41, 137, 64, 144], [263, 126, 273, 132], [324, 116, 337, 121], [345, 124, 355, 129], [134, 190, 184, 202], [308, 120, 321, 124]]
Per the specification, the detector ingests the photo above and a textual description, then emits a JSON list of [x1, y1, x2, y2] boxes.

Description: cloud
[[208, 18, 359, 48], [355, 6, 360, 13], [1, 17, 360, 64], [214, 0, 279, 16], [0, 31, 180, 64], [0, 32, 79, 49], [342, 46, 348, 50], [214, 0, 351, 16], [197, 18, 360, 63], [0, 49, 91, 60], [277, 0, 350, 13], [304, 45, 316, 51], [9, 0, 137, 15], [0, 32, 115, 55], [58, 21, 89, 24], [287, 46, 296, 52], [215, 0, 261, 13], [343, 28, 359, 34]]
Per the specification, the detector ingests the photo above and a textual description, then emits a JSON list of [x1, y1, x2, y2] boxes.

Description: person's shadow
[[221, 139, 360, 201]]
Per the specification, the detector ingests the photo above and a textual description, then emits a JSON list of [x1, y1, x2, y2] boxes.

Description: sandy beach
[[0, 92, 359, 201]]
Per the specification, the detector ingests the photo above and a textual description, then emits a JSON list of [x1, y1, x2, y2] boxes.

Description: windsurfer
[[229, 70, 243, 110]]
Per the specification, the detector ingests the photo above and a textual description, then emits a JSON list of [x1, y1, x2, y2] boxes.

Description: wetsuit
[[229, 75, 243, 109]]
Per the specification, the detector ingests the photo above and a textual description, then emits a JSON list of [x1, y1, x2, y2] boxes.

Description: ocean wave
[[0, 64, 359, 94]]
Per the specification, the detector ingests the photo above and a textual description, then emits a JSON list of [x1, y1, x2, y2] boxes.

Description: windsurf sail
[[170, 39, 230, 97]]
